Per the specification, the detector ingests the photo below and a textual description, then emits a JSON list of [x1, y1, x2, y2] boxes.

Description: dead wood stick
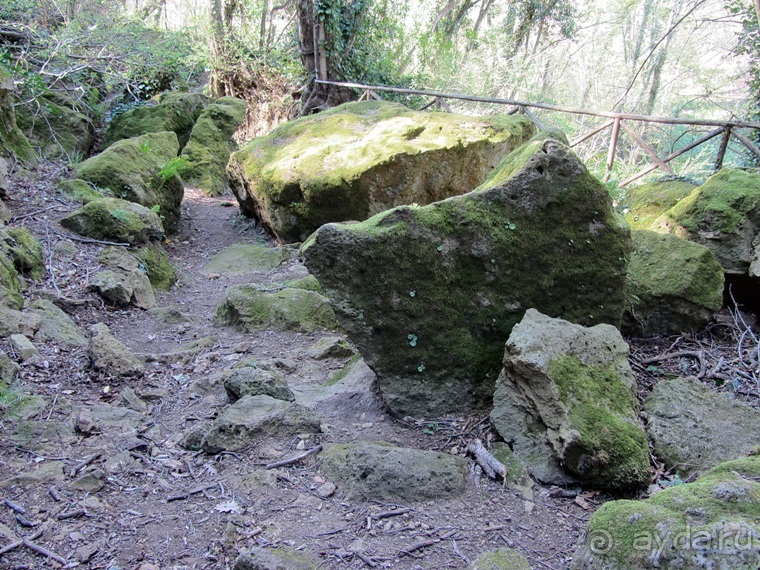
[[354, 551, 377, 568], [466, 439, 507, 480], [642, 350, 707, 377], [22, 537, 67, 565], [0, 529, 42, 555], [57, 508, 86, 520], [372, 507, 410, 520], [11, 205, 58, 222], [166, 482, 218, 502], [399, 539, 440, 557], [4, 499, 25, 513], [69, 452, 101, 477], [265, 444, 323, 469]]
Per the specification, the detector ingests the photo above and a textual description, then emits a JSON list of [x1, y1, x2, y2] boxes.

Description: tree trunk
[[209, 0, 227, 97], [297, 0, 355, 115]]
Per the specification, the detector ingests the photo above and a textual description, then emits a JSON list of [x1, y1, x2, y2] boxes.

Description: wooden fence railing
[[316, 79, 760, 187]]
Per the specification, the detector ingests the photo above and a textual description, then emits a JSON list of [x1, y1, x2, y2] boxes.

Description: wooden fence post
[[714, 127, 731, 171], [604, 117, 621, 182]]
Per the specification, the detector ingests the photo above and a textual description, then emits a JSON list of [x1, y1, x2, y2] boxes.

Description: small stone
[[10, 334, 39, 361], [307, 336, 354, 359], [76, 543, 99, 562], [75, 409, 96, 434], [88, 323, 144, 378], [316, 481, 337, 498], [72, 469, 105, 493], [120, 387, 148, 413]]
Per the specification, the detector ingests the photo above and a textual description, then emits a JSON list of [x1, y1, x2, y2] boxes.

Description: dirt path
[[0, 177, 592, 569]]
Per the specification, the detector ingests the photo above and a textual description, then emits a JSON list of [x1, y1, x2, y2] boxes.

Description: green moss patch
[[1, 227, 44, 280], [59, 179, 104, 203], [60, 197, 164, 245], [201, 244, 290, 275], [132, 244, 177, 290], [622, 178, 698, 230]]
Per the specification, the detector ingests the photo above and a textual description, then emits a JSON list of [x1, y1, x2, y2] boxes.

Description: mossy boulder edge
[[229, 100, 536, 243], [572, 456, 760, 569], [301, 138, 630, 418]]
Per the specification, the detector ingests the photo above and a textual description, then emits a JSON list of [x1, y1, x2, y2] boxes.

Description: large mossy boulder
[[301, 138, 630, 418], [104, 92, 208, 149], [60, 197, 164, 245], [74, 131, 184, 233], [645, 377, 760, 479], [1, 227, 44, 280], [623, 230, 723, 336], [622, 178, 697, 230], [572, 456, 760, 569], [319, 442, 468, 501], [181, 96, 247, 196], [229, 100, 536, 243], [490, 309, 650, 490], [16, 93, 93, 159]]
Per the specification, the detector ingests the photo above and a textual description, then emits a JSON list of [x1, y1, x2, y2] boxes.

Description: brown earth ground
[[0, 161, 758, 570]]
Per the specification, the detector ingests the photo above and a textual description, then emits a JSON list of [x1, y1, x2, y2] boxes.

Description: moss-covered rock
[[181, 96, 247, 196], [131, 244, 177, 290], [60, 197, 164, 245], [229, 100, 536, 243], [623, 230, 723, 336], [59, 179, 103, 203], [622, 178, 698, 230], [491, 309, 649, 490], [1, 227, 44, 280], [223, 361, 295, 403], [470, 548, 532, 570], [0, 71, 35, 163], [645, 377, 760, 479], [301, 138, 630, 418], [572, 456, 760, 569], [214, 285, 337, 333], [665, 169, 760, 276], [0, 348, 20, 390], [284, 275, 323, 293], [30, 300, 88, 347], [15, 93, 93, 159], [74, 131, 184, 233], [201, 243, 290, 275], [233, 547, 321, 570], [104, 92, 208, 149], [319, 442, 468, 501], [0, 250, 24, 308], [201, 395, 321, 453]]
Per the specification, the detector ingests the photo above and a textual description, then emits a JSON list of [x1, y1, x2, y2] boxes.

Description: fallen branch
[[0, 529, 67, 565], [354, 551, 377, 568], [57, 508, 86, 520], [399, 539, 440, 557], [166, 482, 218, 502], [69, 452, 101, 477], [265, 444, 323, 469], [641, 350, 706, 377], [466, 439, 507, 480], [372, 507, 410, 520]]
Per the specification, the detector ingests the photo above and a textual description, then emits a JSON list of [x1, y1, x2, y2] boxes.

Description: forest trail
[[1, 177, 590, 569]]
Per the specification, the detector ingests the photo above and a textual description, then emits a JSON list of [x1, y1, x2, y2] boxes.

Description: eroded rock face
[[104, 92, 208, 149], [228, 100, 536, 243], [181, 96, 247, 196], [645, 377, 760, 479], [572, 456, 760, 569], [623, 230, 723, 336], [490, 309, 649, 490], [74, 131, 184, 233], [319, 442, 467, 502], [301, 138, 630, 417]]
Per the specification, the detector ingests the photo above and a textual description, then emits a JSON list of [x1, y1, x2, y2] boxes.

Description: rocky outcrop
[[490, 310, 650, 490], [0, 69, 35, 163], [229, 100, 536, 243], [301, 138, 630, 417], [572, 456, 760, 569], [181, 96, 247, 196], [1, 227, 44, 281], [16, 92, 93, 159], [215, 285, 337, 333], [623, 230, 723, 336], [104, 92, 208, 149], [60, 197, 164, 245], [74, 131, 184, 233], [201, 395, 321, 453], [645, 377, 760, 478], [319, 442, 468, 501], [30, 300, 88, 347]]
